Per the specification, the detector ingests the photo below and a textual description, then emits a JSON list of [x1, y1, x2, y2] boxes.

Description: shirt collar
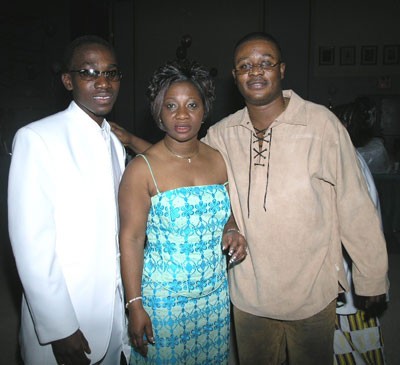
[[278, 90, 308, 127], [68, 101, 109, 133], [227, 89, 308, 129], [101, 119, 111, 134]]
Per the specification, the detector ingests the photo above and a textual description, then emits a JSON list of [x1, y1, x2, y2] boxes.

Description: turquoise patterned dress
[[130, 155, 231, 365]]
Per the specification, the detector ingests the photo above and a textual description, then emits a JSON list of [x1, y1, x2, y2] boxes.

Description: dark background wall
[[1, 0, 400, 149]]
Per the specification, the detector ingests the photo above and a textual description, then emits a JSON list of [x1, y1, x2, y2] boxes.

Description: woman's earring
[[159, 118, 166, 130]]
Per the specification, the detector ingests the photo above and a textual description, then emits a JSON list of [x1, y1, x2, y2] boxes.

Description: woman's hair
[[147, 59, 215, 130], [62, 35, 116, 72]]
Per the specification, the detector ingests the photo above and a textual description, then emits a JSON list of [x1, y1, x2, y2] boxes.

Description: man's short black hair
[[233, 31, 283, 65], [62, 35, 115, 72]]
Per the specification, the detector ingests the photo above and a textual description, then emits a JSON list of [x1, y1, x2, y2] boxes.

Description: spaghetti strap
[[137, 154, 161, 195], [223, 181, 229, 186]]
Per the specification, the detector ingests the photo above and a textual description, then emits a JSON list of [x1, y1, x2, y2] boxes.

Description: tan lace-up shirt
[[203, 90, 388, 320]]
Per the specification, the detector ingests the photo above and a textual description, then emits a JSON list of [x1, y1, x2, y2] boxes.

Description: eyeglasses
[[234, 61, 281, 75], [69, 69, 122, 82]]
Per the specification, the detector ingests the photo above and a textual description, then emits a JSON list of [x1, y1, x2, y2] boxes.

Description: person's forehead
[[166, 81, 201, 97], [236, 39, 278, 56], [72, 43, 114, 61]]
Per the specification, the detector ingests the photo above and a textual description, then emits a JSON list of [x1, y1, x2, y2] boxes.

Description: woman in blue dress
[[119, 59, 247, 364]]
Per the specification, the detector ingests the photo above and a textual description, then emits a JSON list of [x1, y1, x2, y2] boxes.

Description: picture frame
[[340, 46, 355, 65], [383, 45, 399, 65], [361, 45, 377, 65], [319, 46, 335, 65]]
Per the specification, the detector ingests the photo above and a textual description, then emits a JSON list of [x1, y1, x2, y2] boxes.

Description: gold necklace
[[163, 139, 199, 163]]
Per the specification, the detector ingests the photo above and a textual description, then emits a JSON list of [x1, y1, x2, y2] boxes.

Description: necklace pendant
[[163, 139, 199, 163]]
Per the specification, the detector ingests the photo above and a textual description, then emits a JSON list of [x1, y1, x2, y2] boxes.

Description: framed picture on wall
[[319, 46, 335, 65], [340, 46, 355, 65], [383, 45, 399, 65], [361, 45, 377, 65]]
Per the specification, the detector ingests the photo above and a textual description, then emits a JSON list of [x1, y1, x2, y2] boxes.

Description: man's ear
[[61, 73, 73, 91], [231, 69, 237, 84], [279, 62, 286, 81]]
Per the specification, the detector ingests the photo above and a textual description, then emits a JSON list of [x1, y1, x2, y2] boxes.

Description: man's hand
[[51, 329, 91, 365], [355, 294, 387, 320]]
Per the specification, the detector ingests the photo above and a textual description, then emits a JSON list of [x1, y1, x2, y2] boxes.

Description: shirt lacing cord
[[252, 131, 269, 166], [247, 128, 273, 217]]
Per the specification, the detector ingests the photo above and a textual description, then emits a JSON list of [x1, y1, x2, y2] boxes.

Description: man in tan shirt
[[112, 32, 388, 365]]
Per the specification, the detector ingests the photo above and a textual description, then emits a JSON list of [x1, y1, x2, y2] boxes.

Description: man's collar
[[279, 89, 307, 126], [69, 101, 108, 131], [228, 90, 307, 129]]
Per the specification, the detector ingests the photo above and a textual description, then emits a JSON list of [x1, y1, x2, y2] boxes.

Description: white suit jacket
[[8, 101, 126, 364]]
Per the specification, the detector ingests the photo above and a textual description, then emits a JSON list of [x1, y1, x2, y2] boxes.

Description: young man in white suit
[[8, 35, 128, 365]]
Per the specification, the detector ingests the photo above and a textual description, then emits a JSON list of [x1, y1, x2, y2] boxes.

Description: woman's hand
[[128, 306, 155, 358], [222, 228, 248, 266], [109, 122, 133, 146], [110, 122, 152, 153]]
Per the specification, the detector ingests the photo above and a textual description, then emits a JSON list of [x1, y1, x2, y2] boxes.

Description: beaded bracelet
[[125, 296, 143, 309]]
